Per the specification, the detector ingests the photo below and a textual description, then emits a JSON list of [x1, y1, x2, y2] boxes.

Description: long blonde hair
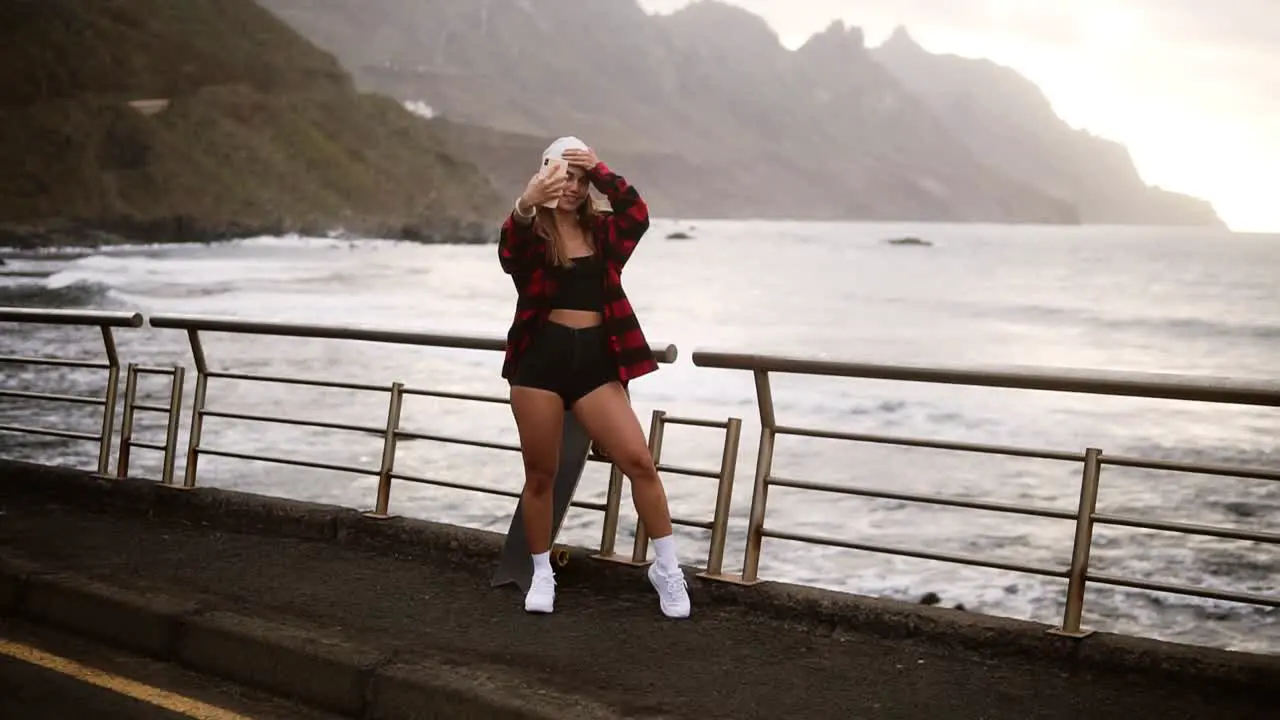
[[534, 197, 602, 267]]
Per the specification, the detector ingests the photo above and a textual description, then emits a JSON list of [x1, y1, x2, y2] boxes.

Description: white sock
[[651, 534, 679, 571], [531, 551, 552, 577]]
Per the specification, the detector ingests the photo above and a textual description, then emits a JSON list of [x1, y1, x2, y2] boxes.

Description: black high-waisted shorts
[[509, 321, 617, 409]]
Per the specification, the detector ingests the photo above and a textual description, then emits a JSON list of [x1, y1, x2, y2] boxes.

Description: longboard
[[491, 411, 595, 592]]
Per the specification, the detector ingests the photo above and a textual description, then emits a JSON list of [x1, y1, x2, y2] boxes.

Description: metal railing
[[0, 308, 143, 475], [691, 350, 1280, 636], [116, 363, 186, 485], [626, 410, 743, 578], [5, 306, 1276, 642], [142, 313, 743, 570]]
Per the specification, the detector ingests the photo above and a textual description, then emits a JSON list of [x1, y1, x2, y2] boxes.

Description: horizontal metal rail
[[0, 356, 110, 369], [774, 423, 1085, 462], [767, 475, 1078, 521], [131, 403, 172, 414], [392, 470, 606, 514], [1, 308, 139, 474], [692, 349, 1280, 638], [763, 527, 1069, 578], [1091, 512, 1280, 544], [655, 461, 721, 480], [670, 515, 715, 532], [201, 408, 384, 436], [0, 308, 144, 328], [0, 389, 106, 406], [134, 366, 179, 376], [0, 424, 100, 442], [1100, 454, 1280, 482], [396, 430, 520, 454], [660, 415, 731, 430], [1087, 571, 1279, 608], [401, 387, 511, 404], [149, 313, 678, 364], [206, 369, 389, 393], [200, 446, 376, 477], [691, 350, 1280, 406]]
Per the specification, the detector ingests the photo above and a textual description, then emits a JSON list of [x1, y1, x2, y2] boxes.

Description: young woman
[[498, 136, 690, 619]]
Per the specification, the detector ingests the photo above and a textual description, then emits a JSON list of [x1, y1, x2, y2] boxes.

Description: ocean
[[2, 219, 1277, 654]]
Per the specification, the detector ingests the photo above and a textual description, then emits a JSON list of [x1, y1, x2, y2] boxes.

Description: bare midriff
[[548, 309, 603, 328]]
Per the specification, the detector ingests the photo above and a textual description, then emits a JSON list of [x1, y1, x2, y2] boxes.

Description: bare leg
[[510, 387, 565, 555], [571, 382, 673, 539], [573, 381, 690, 618]]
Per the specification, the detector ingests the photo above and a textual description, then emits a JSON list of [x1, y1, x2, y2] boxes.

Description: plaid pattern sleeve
[[588, 161, 660, 384], [497, 212, 547, 381], [588, 162, 650, 268], [498, 211, 542, 277]]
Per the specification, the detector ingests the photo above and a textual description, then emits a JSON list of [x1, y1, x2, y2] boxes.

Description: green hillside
[[0, 0, 503, 245]]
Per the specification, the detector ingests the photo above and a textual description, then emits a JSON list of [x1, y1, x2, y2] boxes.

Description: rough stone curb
[[0, 554, 626, 720], [2, 459, 1278, 693]]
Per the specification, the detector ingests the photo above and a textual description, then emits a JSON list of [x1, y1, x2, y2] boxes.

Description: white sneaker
[[525, 572, 556, 614], [647, 562, 691, 619]]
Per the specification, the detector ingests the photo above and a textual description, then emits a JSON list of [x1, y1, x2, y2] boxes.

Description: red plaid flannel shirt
[[498, 161, 658, 385]]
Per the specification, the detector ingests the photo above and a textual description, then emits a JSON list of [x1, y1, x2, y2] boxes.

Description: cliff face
[[0, 0, 504, 245], [871, 27, 1224, 227], [256, 0, 1225, 227], [258, 0, 1080, 223]]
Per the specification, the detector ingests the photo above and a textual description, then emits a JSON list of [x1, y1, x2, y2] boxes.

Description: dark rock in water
[[917, 592, 966, 611], [886, 236, 932, 246], [666, 231, 693, 240], [1222, 501, 1266, 518]]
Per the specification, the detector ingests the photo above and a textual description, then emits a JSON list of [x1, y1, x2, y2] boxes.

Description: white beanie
[[541, 135, 589, 167]]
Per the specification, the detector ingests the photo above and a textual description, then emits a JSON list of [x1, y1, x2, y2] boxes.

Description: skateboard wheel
[[552, 547, 571, 567]]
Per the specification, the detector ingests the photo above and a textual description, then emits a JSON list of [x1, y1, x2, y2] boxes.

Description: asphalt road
[[0, 619, 343, 720]]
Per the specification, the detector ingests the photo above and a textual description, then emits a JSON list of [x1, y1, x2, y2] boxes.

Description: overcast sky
[[638, 0, 1280, 232]]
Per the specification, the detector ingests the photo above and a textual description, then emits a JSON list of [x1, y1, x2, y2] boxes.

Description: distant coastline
[[0, 215, 494, 251]]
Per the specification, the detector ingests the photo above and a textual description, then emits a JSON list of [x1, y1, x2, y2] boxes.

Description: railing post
[[739, 370, 776, 585], [629, 409, 667, 564], [115, 364, 140, 479], [161, 367, 185, 485], [181, 329, 208, 489], [95, 325, 122, 477], [698, 416, 742, 580], [1050, 447, 1103, 638], [594, 464, 626, 558], [367, 381, 404, 518]]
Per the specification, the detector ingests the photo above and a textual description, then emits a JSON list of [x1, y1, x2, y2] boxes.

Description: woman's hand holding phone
[[519, 161, 569, 212]]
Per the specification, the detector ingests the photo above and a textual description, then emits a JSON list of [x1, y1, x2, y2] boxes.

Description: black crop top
[[549, 254, 605, 311]]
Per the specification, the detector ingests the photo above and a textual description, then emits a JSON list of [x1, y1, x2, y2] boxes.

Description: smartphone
[[538, 157, 569, 209]]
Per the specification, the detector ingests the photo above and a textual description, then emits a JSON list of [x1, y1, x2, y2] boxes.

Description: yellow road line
[[0, 638, 254, 720]]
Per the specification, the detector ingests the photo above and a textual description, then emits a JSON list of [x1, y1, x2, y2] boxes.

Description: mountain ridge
[[258, 0, 1077, 224], [0, 0, 504, 248], [870, 26, 1223, 227], [258, 0, 1221, 226]]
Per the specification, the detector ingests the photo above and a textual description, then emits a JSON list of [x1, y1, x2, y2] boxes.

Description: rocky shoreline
[[0, 215, 496, 251]]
